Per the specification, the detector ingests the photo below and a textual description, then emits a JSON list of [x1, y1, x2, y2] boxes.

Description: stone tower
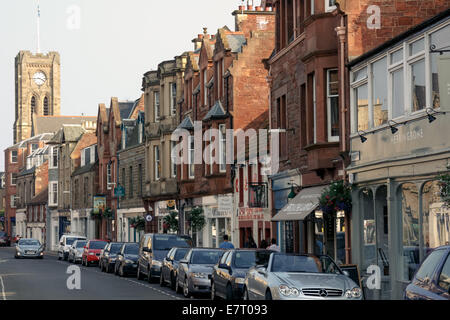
[[14, 51, 61, 144]]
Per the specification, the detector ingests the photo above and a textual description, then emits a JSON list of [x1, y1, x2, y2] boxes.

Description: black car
[[115, 242, 139, 277], [160, 247, 190, 289], [100, 242, 124, 273], [0, 232, 10, 247], [137, 233, 193, 283], [211, 249, 272, 300]]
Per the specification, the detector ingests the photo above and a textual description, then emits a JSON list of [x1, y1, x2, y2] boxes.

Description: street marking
[[0, 276, 6, 300]]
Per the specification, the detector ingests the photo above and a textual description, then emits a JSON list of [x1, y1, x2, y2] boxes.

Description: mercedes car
[[68, 239, 87, 264], [14, 238, 44, 259], [243, 253, 363, 300]]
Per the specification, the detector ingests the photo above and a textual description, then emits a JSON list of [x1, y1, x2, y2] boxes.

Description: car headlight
[[125, 259, 134, 264], [152, 260, 162, 267], [345, 287, 362, 299], [191, 272, 207, 278], [88, 252, 95, 256], [278, 285, 300, 297], [234, 277, 245, 284]]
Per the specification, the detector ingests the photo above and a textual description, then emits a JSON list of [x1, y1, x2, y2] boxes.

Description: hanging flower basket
[[129, 216, 145, 231], [319, 180, 352, 215]]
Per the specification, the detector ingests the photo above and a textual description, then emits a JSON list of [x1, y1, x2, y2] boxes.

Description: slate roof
[[177, 117, 194, 130], [34, 116, 97, 135], [72, 161, 97, 177], [17, 166, 35, 177], [118, 102, 135, 120], [9, 133, 54, 149], [48, 125, 85, 144], [225, 34, 247, 53], [29, 187, 48, 205], [203, 100, 227, 121]]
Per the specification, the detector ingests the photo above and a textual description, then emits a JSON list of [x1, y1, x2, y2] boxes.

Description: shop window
[[355, 84, 369, 132], [410, 58, 426, 112], [430, 24, 450, 109], [361, 188, 376, 270], [422, 181, 450, 255], [372, 58, 388, 126], [314, 210, 324, 256], [400, 183, 420, 281], [391, 68, 404, 119]]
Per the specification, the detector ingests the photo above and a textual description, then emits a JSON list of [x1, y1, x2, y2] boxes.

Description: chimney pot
[[247, 5, 253, 10], [238, 5, 245, 11], [255, 6, 262, 11]]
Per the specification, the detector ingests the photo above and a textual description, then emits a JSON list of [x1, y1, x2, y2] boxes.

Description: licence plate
[[26, 251, 36, 254]]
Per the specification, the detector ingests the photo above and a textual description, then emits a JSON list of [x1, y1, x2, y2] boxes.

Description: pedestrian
[[260, 239, 268, 249], [219, 235, 235, 249], [267, 238, 280, 252], [244, 234, 257, 248]]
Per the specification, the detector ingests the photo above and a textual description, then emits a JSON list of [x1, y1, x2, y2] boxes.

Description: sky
[[0, 0, 254, 171]]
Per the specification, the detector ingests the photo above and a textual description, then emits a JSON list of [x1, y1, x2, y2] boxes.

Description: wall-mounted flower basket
[[319, 180, 352, 215], [163, 211, 179, 233], [437, 174, 450, 207], [129, 216, 145, 231]]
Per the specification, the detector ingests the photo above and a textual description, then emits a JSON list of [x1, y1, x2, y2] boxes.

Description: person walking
[[219, 235, 235, 249], [260, 239, 268, 249], [267, 238, 280, 252]]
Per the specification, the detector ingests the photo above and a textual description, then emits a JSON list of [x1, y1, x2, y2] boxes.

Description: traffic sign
[[145, 214, 153, 222]]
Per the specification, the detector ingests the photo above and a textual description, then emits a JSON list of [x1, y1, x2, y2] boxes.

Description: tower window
[[43, 97, 49, 116], [31, 96, 36, 114]]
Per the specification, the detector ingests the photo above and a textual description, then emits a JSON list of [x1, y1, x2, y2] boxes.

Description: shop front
[[154, 200, 177, 234], [238, 207, 271, 248], [71, 209, 95, 239], [15, 210, 26, 238], [201, 194, 233, 248], [117, 207, 146, 243]]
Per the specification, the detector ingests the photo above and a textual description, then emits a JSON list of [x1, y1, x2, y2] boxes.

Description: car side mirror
[[60, 242, 64, 246], [256, 266, 267, 276]]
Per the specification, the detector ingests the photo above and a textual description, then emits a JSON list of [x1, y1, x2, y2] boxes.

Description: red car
[[82, 240, 108, 267]]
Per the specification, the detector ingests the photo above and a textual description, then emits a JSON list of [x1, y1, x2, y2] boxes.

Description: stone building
[[142, 55, 188, 233], [14, 51, 61, 144], [177, 5, 275, 248], [117, 111, 146, 243]]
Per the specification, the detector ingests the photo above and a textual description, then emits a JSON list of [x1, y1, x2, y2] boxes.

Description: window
[[43, 97, 49, 116], [138, 121, 143, 144], [84, 177, 89, 206], [354, 82, 369, 132], [392, 68, 405, 119], [170, 82, 177, 116], [122, 128, 127, 150], [327, 69, 339, 142], [430, 24, 450, 109], [31, 96, 36, 115], [325, 0, 336, 12], [209, 129, 214, 175], [219, 124, 226, 172], [50, 147, 58, 168], [10, 195, 16, 208], [11, 173, 17, 186], [138, 164, 143, 196], [415, 249, 446, 282], [277, 95, 287, 158], [203, 69, 208, 105], [170, 141, 177, 178], [438, 254, 450, 292], [121, 167, 126, 198], [11, 150, 18, 163], [49, 182, 58, 206], [372, 57, 388, 126], [107, 163, 112, 187], [129, 166, 133, 198], [154, 146, 160, 180], [410, 58, 426, 112], [154, 91, 160, 121], [189, 136, 195, 179]]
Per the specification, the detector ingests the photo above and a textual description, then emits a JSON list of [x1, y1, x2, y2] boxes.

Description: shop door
[[285, 221, 294, 253], [375, 186, 390, 277]]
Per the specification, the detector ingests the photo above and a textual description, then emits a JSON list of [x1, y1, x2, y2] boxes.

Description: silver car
[[14, 238, 44, 259], [176, 248, 224, 298], [68, 240, 87, 264], [243, 253, 363, 300]]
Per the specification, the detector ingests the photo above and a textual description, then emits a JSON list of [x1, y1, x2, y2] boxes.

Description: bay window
[[171, 141, 177, 178], [219, 124, 226, 172], [154, 145, 160, 181], [170, 82, 177, 116], [189, 136, 195, 179], [327, 69, 339, 142], [154, 91, 160, 122]]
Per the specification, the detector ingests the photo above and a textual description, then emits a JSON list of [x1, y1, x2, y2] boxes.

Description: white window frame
[[311, 0, 315, 15], [219, 124, 226, 173], [138, 122, 143, 144], [171, 141, 177, 178], [170, 82, 177, 116], [10, 150, 18, 163], [154, 91, 160, 122], [50, 147, 58, 168], [10, 173, 17, 186], [154, 145, 160, 181], [313, 74, 317, 144], [327, 69, 340, 142], [107, 163, 112, 186], [10, 195, 16, 208], [189, 136, 195, 179], [209, 129, 214, 175], [325, 0, 337, 12], [49, 181, 58, 206]]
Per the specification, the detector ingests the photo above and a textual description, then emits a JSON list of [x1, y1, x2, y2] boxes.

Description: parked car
[[176, 248, 224, 298], [405, 245, 450, 300], [243, 253, 363, 300], [81, 239, 108, 266], [14, 238, 44, 259], [137, 233, 193, 283], [160, 247, 190, 289], [0, 231, 11, 247], [211, 249, 272, 300], [58, 235, 87, 261], [114, 242, 139, 277], [99, 242, 124, 273], [68, 240, 87, 264]]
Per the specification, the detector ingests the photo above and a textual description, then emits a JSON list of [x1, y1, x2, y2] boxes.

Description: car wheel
[[137, 264, 144, 280], [115, 264, 119, 275], [119, 265, 124, 277], [58, 253, 61, 260], [226, 283, 233, 300], [211, 281, 219, 300], [265, 289, 272, 300], [183, 277, 191, 298], [159, 272, 165, 287], [170, 272, 176, 290], [147, 266, 153, 283], [243, 287, 250, 300]]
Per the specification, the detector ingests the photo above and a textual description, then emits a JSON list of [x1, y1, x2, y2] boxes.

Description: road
[[0, 247, 201, 300]]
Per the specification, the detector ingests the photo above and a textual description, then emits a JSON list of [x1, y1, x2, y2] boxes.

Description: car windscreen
[[66, 238, 77, 245], [75, 241, 87, 248], [19, 239, 40, 246], [153, 235, 192, 250], [0, 232, 7, 237], [174, 248, 189, 261], [271, 255, 342, 274], [190, 250, 223, 264], [89, 241, 107, 249], [234, 251, 258, 268], [124, 244, 139, 254], [110, 243, 123, 253]]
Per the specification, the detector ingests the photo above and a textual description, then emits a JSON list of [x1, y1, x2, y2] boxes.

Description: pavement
[[0, 246, 200, 300]]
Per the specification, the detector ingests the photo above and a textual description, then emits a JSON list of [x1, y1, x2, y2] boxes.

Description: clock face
[[33, 71, 46, 86]]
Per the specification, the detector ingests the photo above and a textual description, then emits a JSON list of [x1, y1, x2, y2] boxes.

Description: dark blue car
[[404, 245, 450, 300]]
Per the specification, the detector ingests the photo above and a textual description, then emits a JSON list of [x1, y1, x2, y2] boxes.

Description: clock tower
[[14, 50, 61, 144]]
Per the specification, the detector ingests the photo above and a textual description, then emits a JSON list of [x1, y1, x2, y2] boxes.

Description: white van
[[58, 235, 87, 260]]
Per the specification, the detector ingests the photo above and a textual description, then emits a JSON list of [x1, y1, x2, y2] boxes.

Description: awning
[[271, 185, 327, 221]]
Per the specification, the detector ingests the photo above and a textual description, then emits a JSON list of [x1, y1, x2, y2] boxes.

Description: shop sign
[[206, 207, 232, 219], [93, 196, 106, 214], [238, 207, 264, 221], [218, 195, 233, 213]]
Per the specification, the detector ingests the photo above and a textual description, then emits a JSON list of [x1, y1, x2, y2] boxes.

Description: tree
[[163, 211, 179, 233], [188, 206, 205, 232]]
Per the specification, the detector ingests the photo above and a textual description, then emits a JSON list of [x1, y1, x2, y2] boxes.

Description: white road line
[[0, 276, 6, 301]]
